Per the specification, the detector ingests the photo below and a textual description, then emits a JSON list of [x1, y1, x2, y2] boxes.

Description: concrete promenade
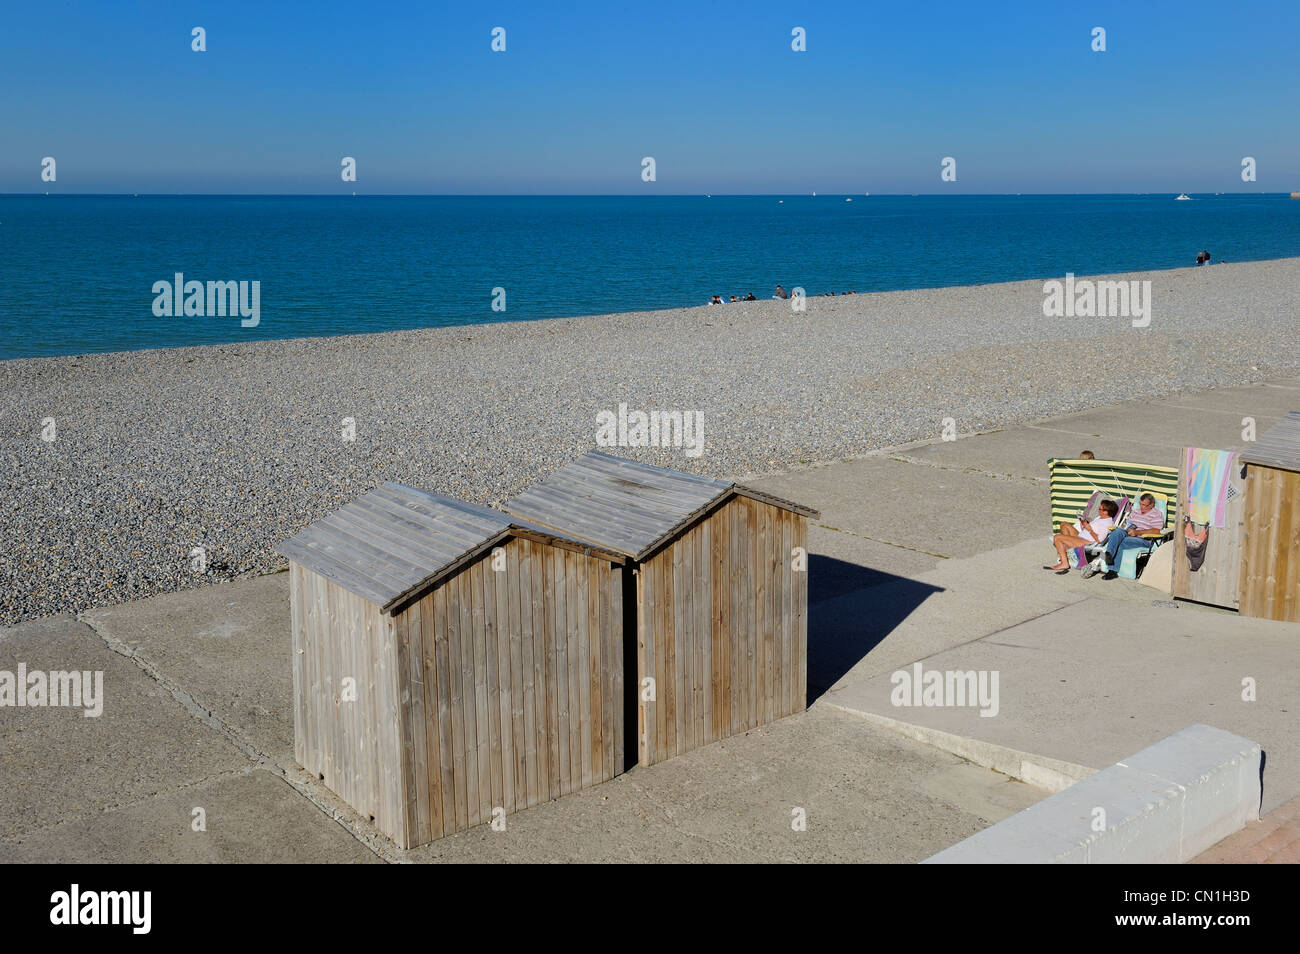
[[2, 377, 1296, 862]]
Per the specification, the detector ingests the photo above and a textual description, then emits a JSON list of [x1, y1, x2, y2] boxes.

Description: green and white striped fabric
[[1047, 458, 1179, 533]]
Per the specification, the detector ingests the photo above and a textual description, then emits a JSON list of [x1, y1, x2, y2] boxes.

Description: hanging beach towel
[[1184, 448, 1238, 527]]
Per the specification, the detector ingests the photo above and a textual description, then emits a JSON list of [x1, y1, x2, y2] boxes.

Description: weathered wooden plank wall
[[1171, 449, 1246, 609], [290, 536, 625, 849], [1239, 465, 1300, 622], [291, 566, 406, 840], [637, 495, 808, 766]]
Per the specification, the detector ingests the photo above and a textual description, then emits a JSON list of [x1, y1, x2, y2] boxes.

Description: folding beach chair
[[1073, 495, 1174, 579], [1048, 456, 1179, 580], [1065, 495, 1129, 570]]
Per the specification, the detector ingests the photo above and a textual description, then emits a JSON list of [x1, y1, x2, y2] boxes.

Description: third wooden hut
[[1238, 411, 1300, 622]]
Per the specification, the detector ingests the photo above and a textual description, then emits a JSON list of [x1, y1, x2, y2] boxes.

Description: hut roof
[[505, 451, 820, 560], [1240, 411, 1300, 473], [277, 482, 623, 613]]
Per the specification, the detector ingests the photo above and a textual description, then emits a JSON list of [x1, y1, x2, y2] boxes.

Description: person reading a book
[[1045, 499, 1118, 573]]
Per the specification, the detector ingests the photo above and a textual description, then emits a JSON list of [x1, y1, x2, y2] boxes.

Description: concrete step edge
[[824, 701, 1097, 793]]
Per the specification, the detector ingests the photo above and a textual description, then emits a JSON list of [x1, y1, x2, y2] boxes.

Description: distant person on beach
[[709, 295, 723, 305], [729, 295, 739, 302], [745, 293, 756, 301], [1079, 450, 1095, 459], [1044, 499, 1118, 573], [1196, 252, 1206, 265], [773, 285, 788, 299]]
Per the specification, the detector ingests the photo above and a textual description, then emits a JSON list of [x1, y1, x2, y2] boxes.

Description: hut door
[[1171, 448, 1246, 609]]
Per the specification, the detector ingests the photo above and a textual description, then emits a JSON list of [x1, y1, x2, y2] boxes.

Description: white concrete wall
[[924, 724, 1261, 864]]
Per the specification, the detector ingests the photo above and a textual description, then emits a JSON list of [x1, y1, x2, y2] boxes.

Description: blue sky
[[3, 0, 1298, 193]]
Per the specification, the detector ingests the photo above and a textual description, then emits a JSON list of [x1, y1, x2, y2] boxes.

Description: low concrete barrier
[[924, 724, 1261, 863]]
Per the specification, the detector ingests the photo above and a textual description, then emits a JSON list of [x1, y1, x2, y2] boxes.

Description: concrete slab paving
[[1037, 403, 1278, 457], [1143, 379, 1295, 414], [82, 574, 293, 759], [905, 425, 1178, 476], [746, 457, 1046, 560], [921, 761, 1051, 824], [1151, 380, 1300, 417], [826, 597, 1300, 813], [805, 525, 941, 604], [396, 705, 1047, 863], [899, 379, 1293, 477], [0, 616, 251, 839], [806, 536, 1175, 696], [0, 767, 380, 863]]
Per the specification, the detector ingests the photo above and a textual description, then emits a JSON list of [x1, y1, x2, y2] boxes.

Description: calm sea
[[2, 194, 1298, 360]]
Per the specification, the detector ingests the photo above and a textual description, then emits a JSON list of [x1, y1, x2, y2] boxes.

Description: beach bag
[[1185, 524, 1208, 572]]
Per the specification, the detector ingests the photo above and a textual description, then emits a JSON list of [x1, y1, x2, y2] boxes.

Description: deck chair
[[1071, 495, 1173, 579], [1049, 456, 1180, 579], [1065, 495, 1129, 570]]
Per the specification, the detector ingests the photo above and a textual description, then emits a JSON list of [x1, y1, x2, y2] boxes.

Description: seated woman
[[1044, 499, 1118, 573]]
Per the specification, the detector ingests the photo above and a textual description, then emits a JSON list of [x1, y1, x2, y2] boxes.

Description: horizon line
[[2, 191, 1294, 198]]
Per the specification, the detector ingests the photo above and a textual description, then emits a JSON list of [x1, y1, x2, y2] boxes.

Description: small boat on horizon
[[1175, 193, 1192, 201]]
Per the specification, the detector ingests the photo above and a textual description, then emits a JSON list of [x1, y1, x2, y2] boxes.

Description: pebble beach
[[2, 257, 1298, 625]]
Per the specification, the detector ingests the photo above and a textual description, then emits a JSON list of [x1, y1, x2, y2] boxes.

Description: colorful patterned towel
[[1184, 447, 1238, 527]]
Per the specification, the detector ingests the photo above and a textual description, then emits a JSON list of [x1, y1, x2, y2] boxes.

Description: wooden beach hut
[[277, 482, 627, 848], [506, 451, 820, 768], [1238, 412, 1300, 623]]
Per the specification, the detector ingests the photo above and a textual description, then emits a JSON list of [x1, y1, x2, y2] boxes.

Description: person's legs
[[1049, 533, 1089, 569], [1121, 534, 1151, 565], [1104, 529, 1127, 567], [1104, 534, 1149, 578]]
